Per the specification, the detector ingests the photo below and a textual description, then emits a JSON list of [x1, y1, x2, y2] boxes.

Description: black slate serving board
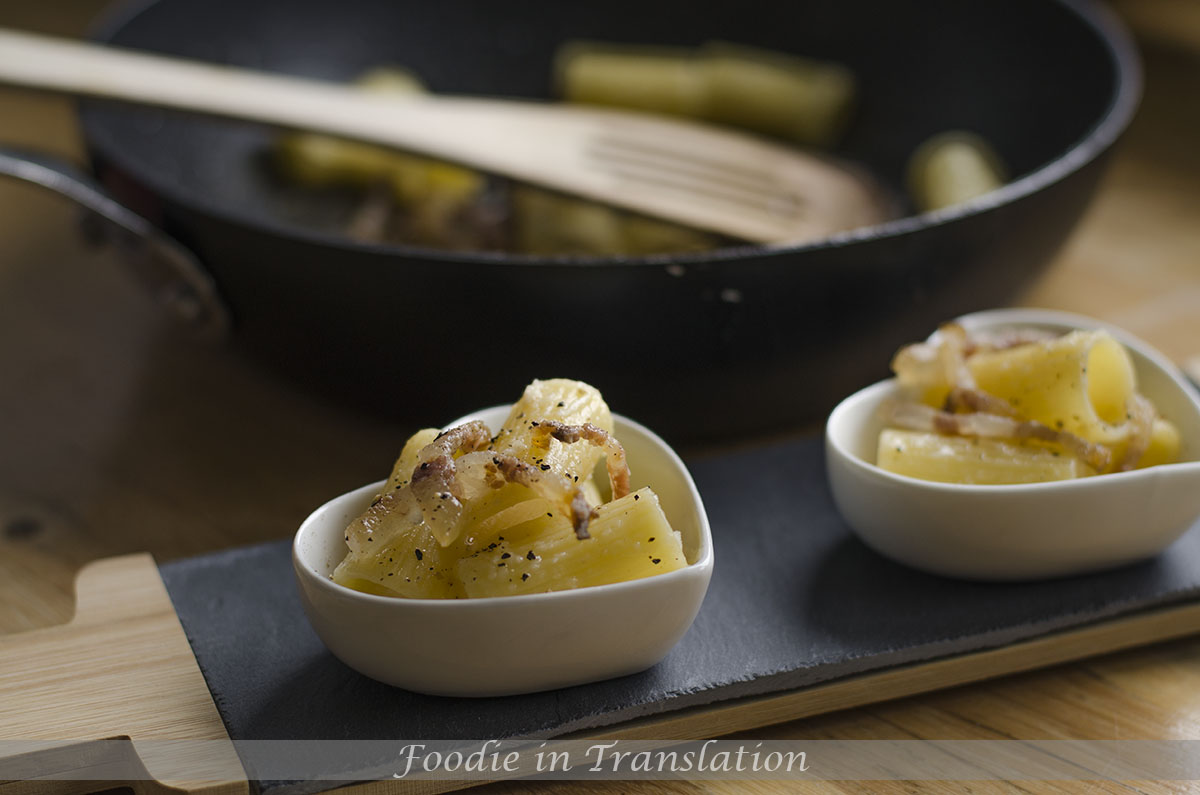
[[160, 434, 1200, 757]]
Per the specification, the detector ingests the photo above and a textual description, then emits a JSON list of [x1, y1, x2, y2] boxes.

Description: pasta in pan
[[878, 324, 1181, 485]]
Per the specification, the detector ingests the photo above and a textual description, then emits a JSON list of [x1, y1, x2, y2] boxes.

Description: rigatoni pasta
[[877, 323, 1181, 484], [966, 330, 1135, 445], [907, 131, 1007, 212], [456, 487, 684, 597], [877, 429, 1096, 485], [333, 379, 687, 598], [556, 41, 856, 147], [273, 67, 488, 248]]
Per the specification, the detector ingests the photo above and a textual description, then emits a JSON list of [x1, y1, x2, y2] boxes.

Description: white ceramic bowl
[[826, 308, 1200, 581], [294, 407, 713, 696]]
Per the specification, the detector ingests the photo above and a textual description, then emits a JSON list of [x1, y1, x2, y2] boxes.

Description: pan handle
[[0, 145, 230, 340]]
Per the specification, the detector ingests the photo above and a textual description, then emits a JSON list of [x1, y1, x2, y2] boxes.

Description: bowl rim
[[81, 0, 1142, 267], [825, 308, 1200, 495], [293, 409, 714, 609]]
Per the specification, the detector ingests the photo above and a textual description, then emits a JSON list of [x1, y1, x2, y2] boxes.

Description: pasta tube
[[511, 186, 716, 257], [511, 186, 627, 256], [274, 67, 484, 221], [877, 429, 1096, 484], [491, 378, 614, 487], [374, 426, 563, 551], [966, 330, 1136, 448], [621, 213, 718, 254], [457, 487, 686, 597], [908, 131, 1007, 212], [702, 42, 855, 147], [556, 41, 856, 146], [1140, 418, 1182, 469], [556, 43, 709, 118], [383, 427, 440, 492], [333, 525, 466, 599]]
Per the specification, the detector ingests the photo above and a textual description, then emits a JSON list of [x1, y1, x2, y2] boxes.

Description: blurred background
[[0, 0, 1198, 629]]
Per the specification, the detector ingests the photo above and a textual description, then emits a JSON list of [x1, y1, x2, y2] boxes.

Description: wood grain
[[0, 555, 245, 795], [1, 3, 1199, 794]]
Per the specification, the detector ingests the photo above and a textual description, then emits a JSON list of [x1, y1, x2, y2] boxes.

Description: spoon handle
[[0, 29, 724, 232], [0, 27, 466, 143], [0, 29, 693, 228]]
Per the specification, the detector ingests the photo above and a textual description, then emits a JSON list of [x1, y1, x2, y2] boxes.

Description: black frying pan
[[3, 0, 1140, 441]]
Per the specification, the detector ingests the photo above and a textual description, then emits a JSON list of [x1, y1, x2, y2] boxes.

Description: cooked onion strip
[[890, 339, 942, 395], [457, 451, 596, 539], [344, 488, 422, 554], [962, 326, 1057, 356], [1117, 394, 1155, 471], [894, 323, 1059, 410], [347, 422, 494, 551], [471, 498, 560, 539], [529, 420, 632, 500], [943, 386, 1020, 417], [883, 400, 1113, 472], [409, 421, 494, 545], [936, 322, 974, 391], [892, 323, 991, 403]]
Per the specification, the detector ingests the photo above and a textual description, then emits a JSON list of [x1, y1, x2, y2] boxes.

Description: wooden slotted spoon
[[0, 28, 888, 244]]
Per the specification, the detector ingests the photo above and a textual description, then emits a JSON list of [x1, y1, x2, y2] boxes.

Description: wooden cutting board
[[4, 436, 1200, 794]]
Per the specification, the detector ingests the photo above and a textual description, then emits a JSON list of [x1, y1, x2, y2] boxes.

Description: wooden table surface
[[2, 2, 1199, 792]]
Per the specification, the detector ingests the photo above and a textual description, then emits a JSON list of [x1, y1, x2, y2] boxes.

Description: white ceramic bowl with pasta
[[293, 406, 713, 696], [825, 308, 1200, 580]]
